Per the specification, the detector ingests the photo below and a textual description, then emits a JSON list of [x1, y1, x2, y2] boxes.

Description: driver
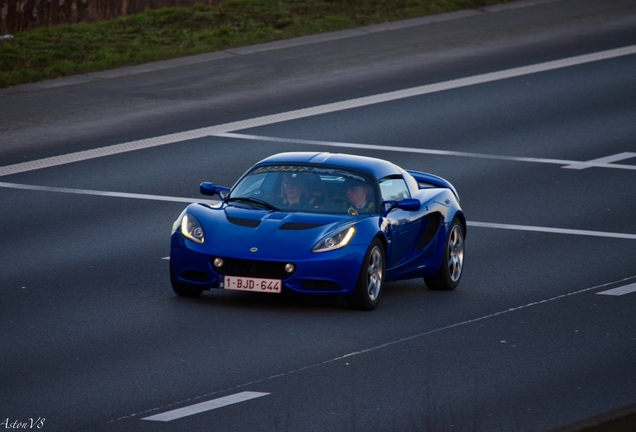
[[279, 174, 309, 208]]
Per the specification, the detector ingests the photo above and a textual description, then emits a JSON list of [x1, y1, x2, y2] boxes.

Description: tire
[[347, 239, 385, 311], [170, 266, 203, 297], [424, 218, 464, 291]]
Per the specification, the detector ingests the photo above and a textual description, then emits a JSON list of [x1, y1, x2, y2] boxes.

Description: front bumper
[[170, 233, 366, 295]]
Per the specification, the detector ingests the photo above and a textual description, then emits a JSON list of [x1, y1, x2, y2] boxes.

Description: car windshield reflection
[[229, 165, 377, 215]]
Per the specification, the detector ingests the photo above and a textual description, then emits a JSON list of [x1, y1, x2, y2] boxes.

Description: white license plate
[[221, 275, 282, 294]]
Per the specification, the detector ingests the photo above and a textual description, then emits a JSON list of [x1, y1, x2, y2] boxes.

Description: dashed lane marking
[[1, 45, 635, 177], [122, 274, 635, 426], [596, 283, 636, 296], [142, 392, 270, 422]]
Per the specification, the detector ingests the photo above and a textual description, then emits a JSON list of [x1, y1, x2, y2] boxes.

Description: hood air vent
[[227, 216, 261, 228], [279, 222, 323, 231]]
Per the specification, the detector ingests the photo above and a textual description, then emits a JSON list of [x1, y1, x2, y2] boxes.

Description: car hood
[[188, 203, 367, 258]]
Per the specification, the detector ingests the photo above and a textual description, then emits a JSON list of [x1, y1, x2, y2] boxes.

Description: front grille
[[302, 280, 342, 291], [212, 257, 293, 280]]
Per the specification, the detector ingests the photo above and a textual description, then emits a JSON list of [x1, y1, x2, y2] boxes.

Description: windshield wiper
[[225, 197, 279, 211]]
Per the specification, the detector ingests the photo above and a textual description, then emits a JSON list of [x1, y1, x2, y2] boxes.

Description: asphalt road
[[1, 0, 636, 431]]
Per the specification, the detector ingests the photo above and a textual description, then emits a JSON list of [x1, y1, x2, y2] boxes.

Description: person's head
[[346, 183, 371, 207], [280, 174, 307, 203]]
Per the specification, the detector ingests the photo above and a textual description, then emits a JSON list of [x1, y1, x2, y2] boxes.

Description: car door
[[379, 176, 422, 268]]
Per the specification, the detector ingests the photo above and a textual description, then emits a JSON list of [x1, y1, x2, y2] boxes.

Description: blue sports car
[[170, 152, 465, 310]]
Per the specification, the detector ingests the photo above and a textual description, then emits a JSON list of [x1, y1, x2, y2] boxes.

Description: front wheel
[[347, 239, 385, 311], [424, 218, 464, 291]]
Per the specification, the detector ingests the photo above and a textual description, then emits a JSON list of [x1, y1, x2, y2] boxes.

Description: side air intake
[[416, 212, 442, 250]]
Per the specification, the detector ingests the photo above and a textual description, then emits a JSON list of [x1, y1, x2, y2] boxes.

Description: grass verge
[[0, 0, 511, 89]]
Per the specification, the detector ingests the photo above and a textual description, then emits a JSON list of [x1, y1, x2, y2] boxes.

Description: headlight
[[181, 213, 205, 244], [313, 226, 355, 253]]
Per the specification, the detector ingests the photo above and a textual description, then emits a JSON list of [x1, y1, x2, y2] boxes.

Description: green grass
[[0, 0, 510, 89]]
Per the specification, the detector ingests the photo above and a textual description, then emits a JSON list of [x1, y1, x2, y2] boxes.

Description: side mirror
[[200, 182, 230, 200], [396, 198, 421, 212], [382, 198, 421, 216]]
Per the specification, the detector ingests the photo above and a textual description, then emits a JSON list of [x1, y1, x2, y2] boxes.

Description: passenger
[[345, 181, 375, 213]]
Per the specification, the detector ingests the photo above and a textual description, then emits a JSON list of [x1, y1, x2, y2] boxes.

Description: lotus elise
[[170, 152, 465, 310]]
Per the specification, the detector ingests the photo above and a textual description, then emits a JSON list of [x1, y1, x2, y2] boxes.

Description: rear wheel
[[424, 218, 464, 291], [170, 266, 203, 297], [348, 239, 385, 311]]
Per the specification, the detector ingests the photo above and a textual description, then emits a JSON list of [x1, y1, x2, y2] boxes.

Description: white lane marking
[[0, 181, 210, 203], [562, 152, 636, 170], [329, 277, 636, 359], [468, 221, 636, 240], [142, 391, 270, 422], [596, 283, 636, 296], [3, 181, 636, 241], [119, 274, 636, 426], [1, 45, 636, 178], [214, 132, 636, 171]]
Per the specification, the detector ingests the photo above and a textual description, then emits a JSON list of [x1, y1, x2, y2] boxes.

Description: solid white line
[[142, 391, 270, 422], [596, 283, 636, 296], [214, 132, 636, 170], [562, 152, 636, 170], [1, 45, 635, 178], [0, 181, 209, 203], [3, 181, 636, 241], [468, 221, 636, 240]]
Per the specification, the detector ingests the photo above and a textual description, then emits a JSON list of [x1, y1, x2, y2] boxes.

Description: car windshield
[[229, 165, 377, 215]]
